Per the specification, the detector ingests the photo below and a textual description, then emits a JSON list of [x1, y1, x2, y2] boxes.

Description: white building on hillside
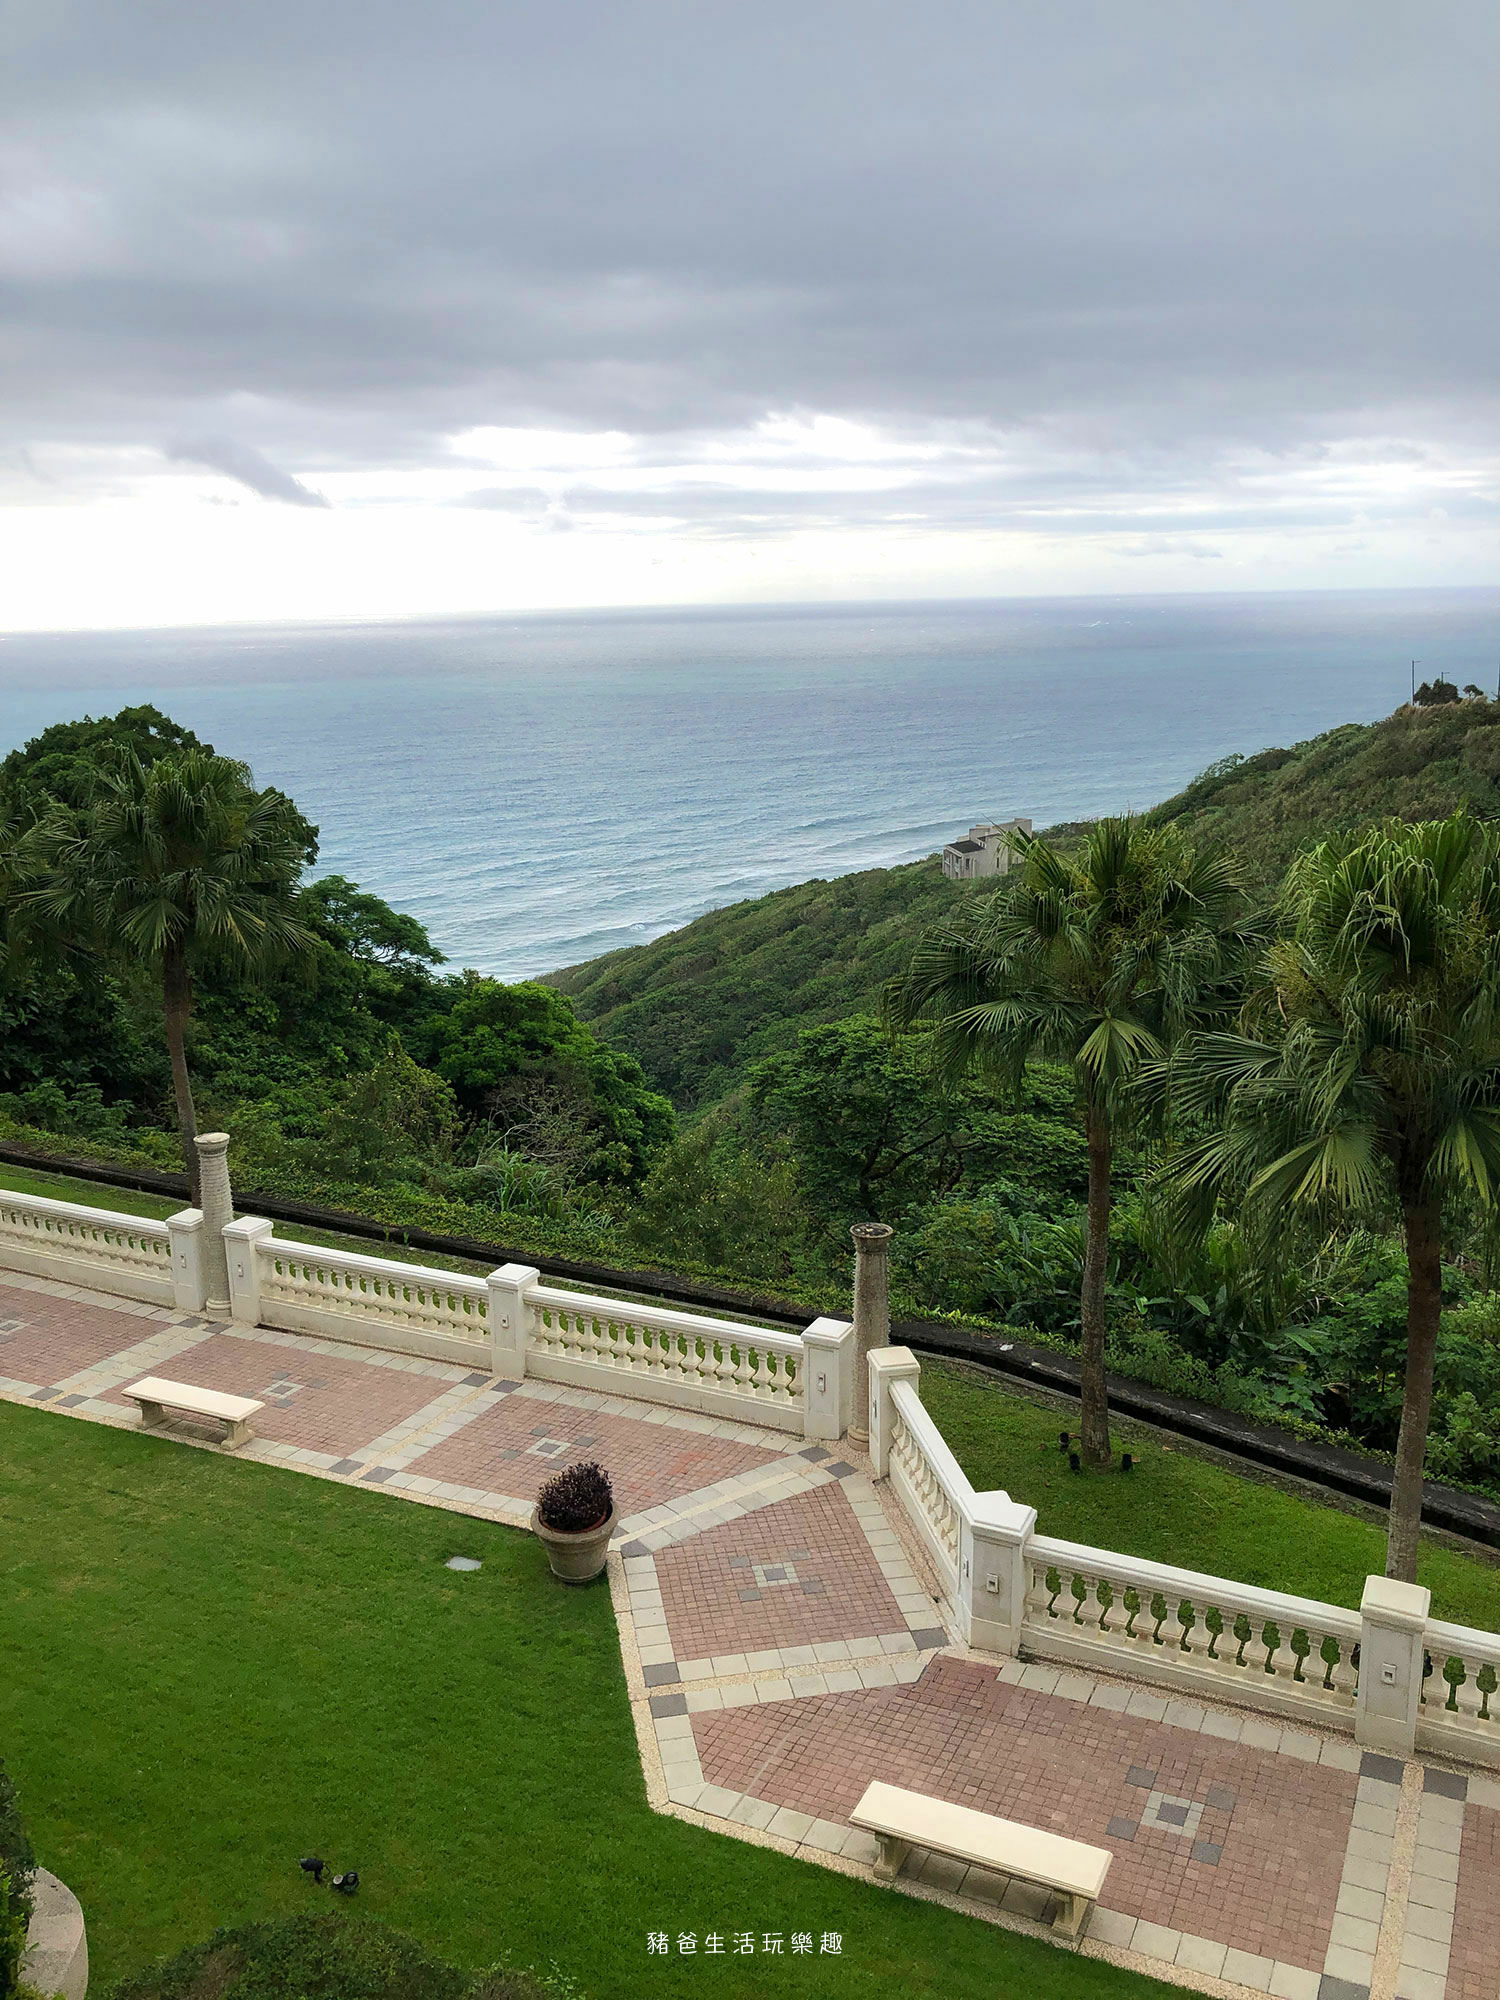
[[941, 817, 1032, 880]]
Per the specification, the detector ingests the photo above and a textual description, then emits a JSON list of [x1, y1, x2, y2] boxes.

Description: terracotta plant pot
[[531, 1502, 617, 1583]]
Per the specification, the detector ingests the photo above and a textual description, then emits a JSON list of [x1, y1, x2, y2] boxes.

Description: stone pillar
[[1356, 1574, 1431, 1758], [166, 1208, 207, 1313], [801, 1316, 855, 1440], [224, 1217, 275, 1325], [487, 1263, 538, 1381], [848, 1221, 894, 1444], [964, 1491, 1037, 1655], [194, 1131, 234, 1316], [867, 1346, 920, 1478]]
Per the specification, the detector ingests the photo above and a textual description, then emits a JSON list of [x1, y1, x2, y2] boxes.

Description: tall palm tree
[[1162, 816, 1500, 1581], [886, 819, 1243, 1464], [25, 749, 316, 1199]]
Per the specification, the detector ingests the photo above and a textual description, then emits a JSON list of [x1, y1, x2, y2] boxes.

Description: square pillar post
[[223, 1217, 274, 1326], [867, 1346, 920, 1478], [800, 1317, 854, 1440], [1356, 1574, 1431, 1758], [487, 1263, 538, 1381], [166, 1208, 207, 1313], [963, 1491, 1037, 1656]]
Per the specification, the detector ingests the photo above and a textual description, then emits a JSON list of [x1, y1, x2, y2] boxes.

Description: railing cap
[[868, 1345, 920, 1378], [802, 1316, 854, 1346], [263, 1234, 488, 1293], [1361, 1574, 1431, 1631], [490, 1262, 541, 1287]]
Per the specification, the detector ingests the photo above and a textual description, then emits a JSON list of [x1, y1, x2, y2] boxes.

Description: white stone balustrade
[[0, 1188, 179, 1306], [522, 1278, 815, 1433], [1419, 1611, 1500, 1762], [1026, 1533, 1364, 1730], [866, 1355, 1500, 1767], [250, 1231, 491, 1365]]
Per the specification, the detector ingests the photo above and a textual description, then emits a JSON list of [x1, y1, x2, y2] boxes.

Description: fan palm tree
[[25, 749, 316, 1199], [1162, 816, 1500, 1581], [886, 819, 1244, 1464]]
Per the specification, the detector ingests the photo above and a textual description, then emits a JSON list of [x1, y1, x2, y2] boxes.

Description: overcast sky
[[2, 1, 1495, 629]]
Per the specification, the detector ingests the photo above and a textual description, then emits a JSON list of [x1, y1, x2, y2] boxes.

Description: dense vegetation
[[11, 697, 1500, 1535]]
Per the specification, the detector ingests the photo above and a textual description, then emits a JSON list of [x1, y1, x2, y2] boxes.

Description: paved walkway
[[3, 1268, 1496, 2000]]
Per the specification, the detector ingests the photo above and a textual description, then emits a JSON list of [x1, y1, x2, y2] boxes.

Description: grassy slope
[[2, 1401, 1166, 2000], [551, 700, 1500, 1107]]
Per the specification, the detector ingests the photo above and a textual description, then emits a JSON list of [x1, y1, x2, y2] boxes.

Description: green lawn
[[922, 1359, 1500, 1628], [2, 1401, 1169, 2000]]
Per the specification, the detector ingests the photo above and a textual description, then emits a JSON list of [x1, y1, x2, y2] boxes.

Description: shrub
[[535, 1461, 613, 1532], [0, 1763, 35, 1936]]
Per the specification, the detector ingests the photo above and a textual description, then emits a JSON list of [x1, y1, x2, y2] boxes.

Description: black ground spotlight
[[299, 1856, 326, 1883], [1068, 1451, 1081, 1473], [332, 1871, 359, 1895], [1121, 1452, 1134, 1473], [1058, 1431, 1070, 1452]]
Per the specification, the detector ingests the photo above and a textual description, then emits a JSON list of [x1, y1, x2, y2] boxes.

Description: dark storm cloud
[[2, 1, 1495, 496], [166, 437, 329, 506]]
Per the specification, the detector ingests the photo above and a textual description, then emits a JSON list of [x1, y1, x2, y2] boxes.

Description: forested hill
[[551, 695, 1500, 1109], [547, 859, 965, 1109]]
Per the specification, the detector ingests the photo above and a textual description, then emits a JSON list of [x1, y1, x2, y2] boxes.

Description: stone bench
[[123, 1376, 263, 1449], [851, 1779, 1111, 1937]]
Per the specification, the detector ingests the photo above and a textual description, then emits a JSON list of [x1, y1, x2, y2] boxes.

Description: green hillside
[[548, 858, 964, 1108], [1147, 696, 1500, 890], [552, 696, 1500, 1107]]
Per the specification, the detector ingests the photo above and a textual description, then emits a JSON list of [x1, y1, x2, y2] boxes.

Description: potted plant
[[531, 1460, 616, 1583]]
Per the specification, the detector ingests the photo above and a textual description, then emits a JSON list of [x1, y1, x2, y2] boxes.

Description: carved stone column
[[847, 1221, 894, 1445], [194, 1131, 234, 1316]]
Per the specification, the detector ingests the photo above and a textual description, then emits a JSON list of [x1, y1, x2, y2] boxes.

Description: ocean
[[1, 588, 1496, 981]]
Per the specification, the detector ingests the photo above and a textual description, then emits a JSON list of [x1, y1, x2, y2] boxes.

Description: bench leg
[[1051, 1892, 1088, 1938], [221, 1418, 253, 1450], [136, 1400, 167, 1430], [872, 1835, 912, 1883]]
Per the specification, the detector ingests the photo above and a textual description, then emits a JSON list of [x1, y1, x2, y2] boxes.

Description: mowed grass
[[921, 1359, 1500, 1628], [1, 1401, 1172, 2000]]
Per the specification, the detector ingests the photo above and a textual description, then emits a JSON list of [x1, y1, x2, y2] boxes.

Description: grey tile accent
[[728, 1554, 750, 1569], [328, 1457, 360, 1475], [649, 1692, 688, 1717], [1359, 1752, 1404, 1786], [641, 1662, 680, 1687], [1316, 1977, 1370, 2000], [909, 1626, 947, 1650], [28, 1386, 57, 1400], [621, 1540, 649, 1557], [1126, 1764, 1158, 1788], [800, 1579, 826, 1597], [489, 1378, 521, 1393], [1205, 1784, 1237, 1812], [1422, 1766, 1468, 1800], [361, 1466, 394, 1483], [1105, 1816, 1137, 1841], [462, 1371, 490, 1386], [825, 1460, 856, 1477], [1190, 1840, 1222, 1867], [797, 1445, 830, 1461], [57, 1393, 86, 1407], [738, 1588, 762, 1602]]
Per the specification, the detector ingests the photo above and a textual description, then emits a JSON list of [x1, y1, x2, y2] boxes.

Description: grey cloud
[[165, 436, 329, 507], [2, 0, 1495, 531]]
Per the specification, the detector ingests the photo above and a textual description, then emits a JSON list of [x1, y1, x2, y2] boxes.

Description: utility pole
[[1411, 661, 1420, 704]]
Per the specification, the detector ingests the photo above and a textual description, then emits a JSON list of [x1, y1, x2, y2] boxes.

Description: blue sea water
[[1, 589, 1496, 982]]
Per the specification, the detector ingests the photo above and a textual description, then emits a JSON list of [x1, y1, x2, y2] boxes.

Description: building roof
[[947, 839, 983, 853]]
